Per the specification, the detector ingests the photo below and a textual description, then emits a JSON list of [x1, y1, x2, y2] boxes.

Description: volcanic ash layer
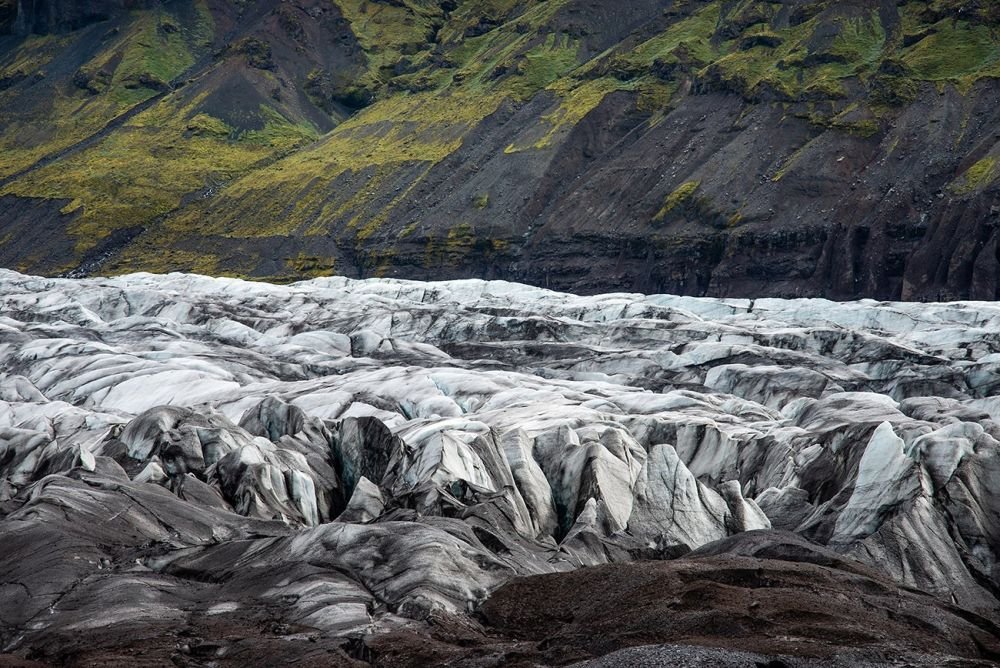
[[1, 269, 999, 666]]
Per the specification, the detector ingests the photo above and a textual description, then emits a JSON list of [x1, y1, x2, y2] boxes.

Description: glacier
[[1, 270, 999, 666]]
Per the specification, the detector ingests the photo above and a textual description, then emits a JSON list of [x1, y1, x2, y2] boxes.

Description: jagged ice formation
[[1, 270, 999, 665]]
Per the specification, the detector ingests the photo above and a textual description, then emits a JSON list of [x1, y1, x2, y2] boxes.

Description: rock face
[[1, 269, 999, 665], [2, 1, 1000, 299]]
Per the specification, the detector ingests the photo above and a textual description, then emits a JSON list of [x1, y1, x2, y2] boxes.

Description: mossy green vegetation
[[109, 8, 202, 89], [421, 221, 489, 269], [446, 222, 475, 252], [504, 76, 620, 153], [703, 9, 886, 102], [1, 93, 317, 253], [125, 247, 221, 276], [829, 13, 886, 65], [501, 33, 580, 100], [654, 181, 701, 221], [331, 0, 444, 99], [398, 221, 420, 238], [612, 4, 723, 73], [0, 1, 214, 179], [355, 165, 432, 241], [165, 90, 500, 242], [901, 20, 1000, 85], [0, 33, 66, 81], [285, 253, 336, 276], [951, 156, 998, 194]]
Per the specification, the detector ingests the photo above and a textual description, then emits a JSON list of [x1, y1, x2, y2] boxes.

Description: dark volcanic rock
[[366, 531, 1000, 667], [481, 535, 1000, 666]]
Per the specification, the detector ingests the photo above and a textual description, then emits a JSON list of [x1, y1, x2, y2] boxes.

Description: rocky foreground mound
[[1, 270, 999, 666]]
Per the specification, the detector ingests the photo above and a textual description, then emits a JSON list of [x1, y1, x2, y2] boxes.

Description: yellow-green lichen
[[951, 156, 998, 194], [398, 221, 420, 238], [654, 181, 701, 221], [1, 95, 315, 253], [285, 253, 336, 276]]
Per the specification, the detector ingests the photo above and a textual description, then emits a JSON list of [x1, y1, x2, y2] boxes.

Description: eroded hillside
[[1, 0, 1000, 299]]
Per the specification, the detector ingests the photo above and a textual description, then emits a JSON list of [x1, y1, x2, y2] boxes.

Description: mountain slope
[[1, 0, 1000, 299]]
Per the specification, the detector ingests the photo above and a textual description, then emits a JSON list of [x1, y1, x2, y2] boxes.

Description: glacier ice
[[1, 269, 999, 657]]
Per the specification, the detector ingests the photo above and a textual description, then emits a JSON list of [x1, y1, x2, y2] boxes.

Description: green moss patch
[[901, 20, 1000, 84], [654, 181, 701, 221]]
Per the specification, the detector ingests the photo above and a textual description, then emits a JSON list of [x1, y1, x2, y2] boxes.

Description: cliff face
[[1, 0, 1000, 299]]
